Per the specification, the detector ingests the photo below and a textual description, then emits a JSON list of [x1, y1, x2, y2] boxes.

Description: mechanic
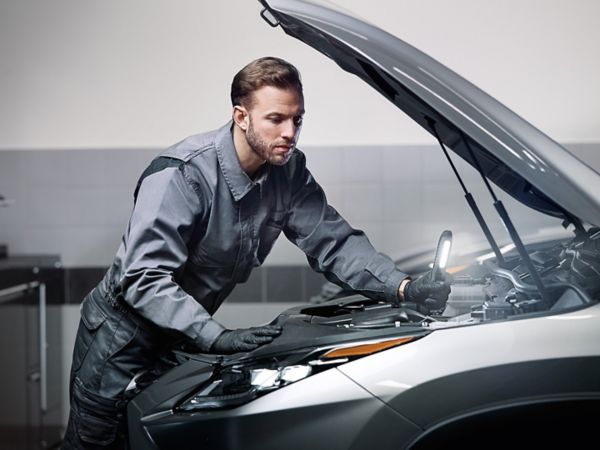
[[62, 56, 451, 449]]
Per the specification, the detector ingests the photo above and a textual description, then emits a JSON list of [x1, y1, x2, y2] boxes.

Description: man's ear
[[233, 106, 249, 131]]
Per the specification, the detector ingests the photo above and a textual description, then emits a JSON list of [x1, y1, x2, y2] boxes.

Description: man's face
[[244, 85, 305, 166]]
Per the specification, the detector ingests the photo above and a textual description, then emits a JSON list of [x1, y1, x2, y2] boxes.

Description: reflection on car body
[[127, 1, 600, 448]]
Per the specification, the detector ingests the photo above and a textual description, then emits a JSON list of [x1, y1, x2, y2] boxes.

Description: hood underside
[[259, 0, 600, 226]]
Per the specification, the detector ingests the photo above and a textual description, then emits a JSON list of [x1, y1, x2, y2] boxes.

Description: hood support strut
[[429, 119, 547, 302], [462, 126, 548, 302], [428, 118, 505, 268]]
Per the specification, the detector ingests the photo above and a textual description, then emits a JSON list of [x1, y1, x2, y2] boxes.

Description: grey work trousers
[[62, 286, 178, 449]]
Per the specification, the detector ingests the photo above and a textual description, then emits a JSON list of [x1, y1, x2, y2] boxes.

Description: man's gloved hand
[[402, 270, 452, 312], [210, 325, 282, 354]]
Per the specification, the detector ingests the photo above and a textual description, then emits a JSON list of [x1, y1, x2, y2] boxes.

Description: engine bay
[[301, 227, 600, 330]]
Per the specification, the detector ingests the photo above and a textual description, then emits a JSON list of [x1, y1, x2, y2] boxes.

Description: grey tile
[[340, 184, 384, 223], [0, 151, 26, 189], [64, 150, 110, 187], [54, 225, 122, 266], [381, 221, 427, 260], [265, 266, 303, 303], [382, 145, 422, 183], [64, 187, 109, 226], [382, 182, 423, 222], [22, 150, 70, 187], [62, 186, 132, 228], [0, 153, 27, 229], [422, 182, 467, 225], [302, 146, 344, 184], [26, 186, 73, 227], [498, 195, 557, 231], [102, 187, 134, 227], [227, 267, 264, 303], [350, 221, 385, 251], [320, 183, 343, 211], [342, 146, 383, 183], [0, 226, 26, 254], [21, 226, 66, 257], [104, 149, 159, 188], [0, 185, 27, 228], [422, 146, 455, 182], [264, 238, 308, 266]]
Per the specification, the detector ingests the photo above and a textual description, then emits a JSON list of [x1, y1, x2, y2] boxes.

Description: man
[[63, 57, 450, 449]]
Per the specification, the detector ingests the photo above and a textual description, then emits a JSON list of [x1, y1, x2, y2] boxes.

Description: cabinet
[[0, 259, 63, 450]]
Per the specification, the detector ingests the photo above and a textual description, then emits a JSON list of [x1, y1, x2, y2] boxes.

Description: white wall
[[0, 0, 599, 150]]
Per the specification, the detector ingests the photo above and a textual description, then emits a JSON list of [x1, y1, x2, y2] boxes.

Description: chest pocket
[[190, 237, 240, 272], [188, 217, 240, 275]]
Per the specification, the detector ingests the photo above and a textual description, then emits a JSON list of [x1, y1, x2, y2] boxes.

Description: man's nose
[[281, 119, 297, 140]]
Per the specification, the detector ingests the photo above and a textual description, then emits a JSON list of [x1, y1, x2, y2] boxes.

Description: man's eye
[[270, 117, 282, 124], [294, 117, 303, 126]]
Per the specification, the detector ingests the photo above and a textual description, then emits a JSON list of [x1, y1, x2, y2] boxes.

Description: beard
[[246, 117, 295, 166]]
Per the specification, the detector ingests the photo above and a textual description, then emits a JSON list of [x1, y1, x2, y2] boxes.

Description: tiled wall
[[0, 149, 153, 266], [1, 142, 599, 296]]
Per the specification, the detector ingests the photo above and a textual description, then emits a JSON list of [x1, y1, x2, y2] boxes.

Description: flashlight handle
[[431, 230, 453, 282]]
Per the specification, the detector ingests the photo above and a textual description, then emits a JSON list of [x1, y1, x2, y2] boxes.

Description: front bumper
[[127, 358, 421, 450]]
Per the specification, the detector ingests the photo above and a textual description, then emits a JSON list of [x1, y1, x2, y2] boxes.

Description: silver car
[[127, 1, 600, 448]]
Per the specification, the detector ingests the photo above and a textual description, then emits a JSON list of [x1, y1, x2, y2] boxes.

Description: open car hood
[[259, 0, 600, 226]]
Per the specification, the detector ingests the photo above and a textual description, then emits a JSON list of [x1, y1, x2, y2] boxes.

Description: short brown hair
[[231, 56, 303, 108]]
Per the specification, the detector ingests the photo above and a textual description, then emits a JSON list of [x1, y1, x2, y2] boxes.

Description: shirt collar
[[215, 121, 269, 201]]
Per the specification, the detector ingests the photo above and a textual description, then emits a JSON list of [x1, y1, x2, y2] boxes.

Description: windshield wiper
[[428, 119, 547, 303]]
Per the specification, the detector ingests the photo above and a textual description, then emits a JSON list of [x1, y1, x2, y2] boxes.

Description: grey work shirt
[[100, 121, 407, 351]]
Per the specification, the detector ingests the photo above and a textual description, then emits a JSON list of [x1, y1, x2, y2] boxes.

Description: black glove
[[403, 270, 452, 312], [210, 325, 282, 354]]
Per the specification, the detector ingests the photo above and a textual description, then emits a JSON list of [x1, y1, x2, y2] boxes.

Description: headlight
[[177, 336, 418, 412]]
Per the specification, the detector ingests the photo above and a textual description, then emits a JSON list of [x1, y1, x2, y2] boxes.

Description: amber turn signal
[[322, 336, 414, 359]]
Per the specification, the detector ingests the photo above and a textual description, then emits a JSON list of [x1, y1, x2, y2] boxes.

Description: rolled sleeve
[[362, 251, 409, 302]]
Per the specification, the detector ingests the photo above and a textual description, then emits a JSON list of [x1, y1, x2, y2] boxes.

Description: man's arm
[[283, 152, 408, 303], [117, 164, 225, 351]]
